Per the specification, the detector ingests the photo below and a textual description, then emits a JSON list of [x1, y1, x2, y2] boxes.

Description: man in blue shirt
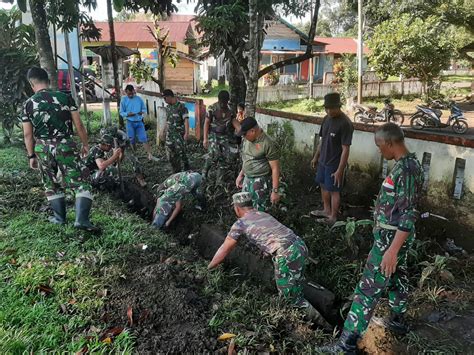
[[120, 85, 155, 160]]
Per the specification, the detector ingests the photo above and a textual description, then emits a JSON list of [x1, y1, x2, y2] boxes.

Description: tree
[[196, 0, 320, 116], [0, 7, 38, 142], [368, 15, 455, 96]]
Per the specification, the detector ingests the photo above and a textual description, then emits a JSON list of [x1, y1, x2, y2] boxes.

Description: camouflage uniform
[[154, 171, 202, 218], [202, 102, 234, 181], [165, 102, 189, 173], [343, 153, 423, 334], [242, 175, 272, 212], [228, 207, 308, 306], [85, 128, 143, 186], [21, 89, 91, 200]]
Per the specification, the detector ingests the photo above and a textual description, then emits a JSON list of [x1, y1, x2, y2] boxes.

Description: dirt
[[102, 246, 219, 352]]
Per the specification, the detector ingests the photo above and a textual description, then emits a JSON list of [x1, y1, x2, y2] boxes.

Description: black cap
[[237, 117, 258, 136], [324, 92, 342, 108], [162, 89, 174, 97]]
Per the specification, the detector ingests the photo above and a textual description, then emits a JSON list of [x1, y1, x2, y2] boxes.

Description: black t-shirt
[[318, 113, 354, 167]]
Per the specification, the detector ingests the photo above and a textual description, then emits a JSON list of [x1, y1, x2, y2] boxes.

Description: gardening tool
[[114, 138, 125, 194]]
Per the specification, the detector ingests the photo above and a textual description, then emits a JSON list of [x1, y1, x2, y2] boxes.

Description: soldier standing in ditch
[[316, 123, 423, 354], [21, 67, 99, 232], [162, 89, 190, 172], [202, 90, 240, 186], [235, 117, 281, 211]]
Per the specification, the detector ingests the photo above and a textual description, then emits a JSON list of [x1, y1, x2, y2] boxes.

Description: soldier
[[235, 117, 281, 211], [162, 89, 190, 172], [119, 84, 156, 160], [202, 90, 239, 184], [316, 123, 424, 354], [208, 192, 329, 327], [21, 67, 99, 232], [152, 171, 204, 229], [85, 127, 146, 188]]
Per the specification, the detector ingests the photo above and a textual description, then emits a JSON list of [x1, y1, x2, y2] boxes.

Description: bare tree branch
[[258, 0, 320, 78]]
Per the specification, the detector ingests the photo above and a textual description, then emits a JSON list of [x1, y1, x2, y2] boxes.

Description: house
[[261, 18, 369, 84], [83, 16, 201, 95]]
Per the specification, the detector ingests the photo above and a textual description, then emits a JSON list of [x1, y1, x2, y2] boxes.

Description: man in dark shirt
[[310, 93, 354, 225]]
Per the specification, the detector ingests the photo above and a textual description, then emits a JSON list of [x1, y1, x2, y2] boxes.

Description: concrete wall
[[257, 85, 308, 104], [256, 108, 474, 197]]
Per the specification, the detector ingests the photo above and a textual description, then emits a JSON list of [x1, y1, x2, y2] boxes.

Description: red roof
[[94, 21, 191, 44], [314, 37, 369, 55]]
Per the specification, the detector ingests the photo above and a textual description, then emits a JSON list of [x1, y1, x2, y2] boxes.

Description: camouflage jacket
[[207, 102, 234, 135], [228, 210, 301, 255], [374, 153, 424, 232], [156, 172, 202, 215], [21, 89, 77, 140], [100, 127, 130, 147], [165, 101, 189, 139], [84, 145, 108, 172]]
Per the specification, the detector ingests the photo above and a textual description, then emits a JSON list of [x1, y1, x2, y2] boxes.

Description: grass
[[441, 75, 474, 83], [259, 98, 325, 115], [0, 143, 169, 353]]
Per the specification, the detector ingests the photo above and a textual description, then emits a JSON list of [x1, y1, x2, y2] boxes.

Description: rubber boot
[[372, 312, 409, 334], [74, 197, 101, 233], [303, 303, 332, 330], [315, 330, 360, 355], [49, 196, 66, 224]]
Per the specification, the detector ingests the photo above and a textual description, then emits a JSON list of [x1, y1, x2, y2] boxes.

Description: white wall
[[256, 111, 474, 195]]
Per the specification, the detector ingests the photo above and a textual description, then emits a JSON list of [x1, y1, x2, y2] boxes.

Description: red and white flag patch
[[383, 176, 395, 189]]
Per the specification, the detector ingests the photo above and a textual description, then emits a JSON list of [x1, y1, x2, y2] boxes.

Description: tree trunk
[[157, 38, 165, 90], [228, 55, 246, 113], [244, 0, 264, 118], [29, 0, 57, 90], [106, 0, 123, 128]]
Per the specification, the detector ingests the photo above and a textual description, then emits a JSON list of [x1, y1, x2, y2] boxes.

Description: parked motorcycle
[[353, 99, 405, 126], [409, 101, 468, 134]]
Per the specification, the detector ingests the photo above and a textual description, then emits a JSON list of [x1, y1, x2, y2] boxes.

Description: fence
[[441, 69, 474, 76], [257, 77, 471, 104], [255, 107, 474, 198]]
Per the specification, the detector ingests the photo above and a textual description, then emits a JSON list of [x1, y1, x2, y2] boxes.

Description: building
[[83, 15, 201, 95]]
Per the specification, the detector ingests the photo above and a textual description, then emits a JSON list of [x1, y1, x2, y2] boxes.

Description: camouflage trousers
[[273, 239, 308, 306], [242, 174, 272, 212], [166, 133, 189, 173], [35, 138, 91, 199], [344, 228, 415, 334], [202, 133, 230, 179]]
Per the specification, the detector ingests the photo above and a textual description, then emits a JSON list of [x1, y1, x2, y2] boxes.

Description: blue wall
[[262, 38, 301, 51]]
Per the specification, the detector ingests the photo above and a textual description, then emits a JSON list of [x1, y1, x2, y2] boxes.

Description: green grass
[[259, 98, 325, 115], [441, 75, 474, 82], [0, 144, 168, 353]]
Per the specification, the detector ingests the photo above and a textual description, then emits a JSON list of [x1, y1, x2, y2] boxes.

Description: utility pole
[[357, 0, 363, 104]]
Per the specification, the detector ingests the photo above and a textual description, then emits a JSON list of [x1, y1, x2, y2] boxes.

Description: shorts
[[315, 162, 342, 192], [126, 120, 148, 144]]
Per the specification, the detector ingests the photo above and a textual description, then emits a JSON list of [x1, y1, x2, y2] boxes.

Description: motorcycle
[[353, 98, 405, 126], [409, 101, 468, 134]]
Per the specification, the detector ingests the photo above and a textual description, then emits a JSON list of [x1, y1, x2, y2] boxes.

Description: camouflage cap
[[100, 133, 114, 145], [232, 192, 252, 205]]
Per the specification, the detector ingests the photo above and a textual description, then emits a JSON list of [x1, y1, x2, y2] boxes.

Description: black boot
[[74, 197, 101, 233], [49, 196, 66, 224], [315, 330, 359, 354], [372, 312, 409, 334]]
